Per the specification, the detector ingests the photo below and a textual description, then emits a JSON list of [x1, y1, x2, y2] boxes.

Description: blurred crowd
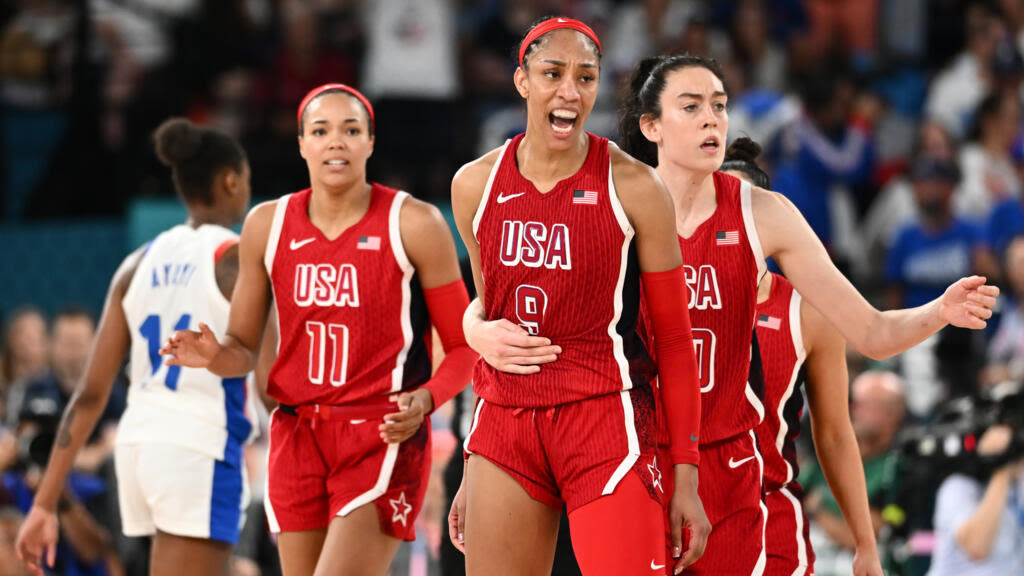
[[4, 0, 1024, 575]]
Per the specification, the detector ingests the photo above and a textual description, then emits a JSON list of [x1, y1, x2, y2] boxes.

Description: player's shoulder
[[452, 146, 504, 194], [112, 239, 158, 299], [750, 184, 795, 216], [399, 196, 449, 237], [608, 142, 660, 187]]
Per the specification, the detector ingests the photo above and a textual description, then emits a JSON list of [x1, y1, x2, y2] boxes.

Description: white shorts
[[114, 443, 249, 544]]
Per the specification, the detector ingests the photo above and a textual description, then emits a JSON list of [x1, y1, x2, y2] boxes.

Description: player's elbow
[[852, 314, 895, 361]]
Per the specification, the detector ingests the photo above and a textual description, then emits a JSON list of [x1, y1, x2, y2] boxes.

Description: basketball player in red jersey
[[620, 53, 996, 575], [722, 141, 884, 576], [471, 53, 998, 575], [160, 84, 476, 576], [448, 17, 708, 576]]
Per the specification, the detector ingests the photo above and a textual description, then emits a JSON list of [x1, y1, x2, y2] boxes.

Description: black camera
[[14, 395, 62, 470], [897, 384, 1024, 481]]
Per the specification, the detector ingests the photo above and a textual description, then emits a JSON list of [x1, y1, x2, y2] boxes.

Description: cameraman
[[928, 424, 1024, 574], [1, 396, 122, 576]]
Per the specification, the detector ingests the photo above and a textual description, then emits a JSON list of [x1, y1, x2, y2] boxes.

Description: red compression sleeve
[[642, 267, 701, 466], [422, 279, 476, 412]]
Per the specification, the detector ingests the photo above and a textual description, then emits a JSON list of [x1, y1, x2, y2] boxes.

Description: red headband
[[296, 83, 375, 132], [518, 17, 601, 67]]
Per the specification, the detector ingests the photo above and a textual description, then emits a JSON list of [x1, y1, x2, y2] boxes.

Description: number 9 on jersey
[[515, 285, 548, 336]]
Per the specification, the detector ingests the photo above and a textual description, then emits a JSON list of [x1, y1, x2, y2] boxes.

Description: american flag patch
[[357, 235, 381, 250], [573, 189, 598, 205], [757, 314, 781, 330], [716, 230, 739, 246]]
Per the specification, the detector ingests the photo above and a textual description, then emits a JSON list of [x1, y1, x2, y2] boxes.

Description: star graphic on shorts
[[390, 491, 413, 526], [648, 456, 663, 493]]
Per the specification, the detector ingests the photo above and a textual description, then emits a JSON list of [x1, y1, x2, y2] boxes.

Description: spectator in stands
[[771, 63, 874, 256], [19, 308, 124, 476], [957, 90, 1022, 221], [1, 307, 49, 427], [802, 371, 905, 576], [926, 3, 1005, 140], [984, 235, 1024, 388], [885, 154, 985, 416], [863, 121, 958, 258]]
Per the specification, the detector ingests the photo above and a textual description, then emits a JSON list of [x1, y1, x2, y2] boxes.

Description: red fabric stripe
[[213, 238, 239, 264]]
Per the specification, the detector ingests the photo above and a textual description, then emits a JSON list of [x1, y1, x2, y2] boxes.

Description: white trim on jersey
[[775, 290, 808, 485], [472, 139, 512, 239], [739, 180, 767, 283], [751, 429, 768, 576], [745, 376, 766, 422], [266, 195, 291, 359], [389, 192, 414, 393], [605, 154, 635, 391], [779, 485, 809, 576], [338, 442, 400, 517], [602, 391, 641, 496], [264, 408, 281, 533], [264, 194, 292, 276], [462, 398, 486, 455]]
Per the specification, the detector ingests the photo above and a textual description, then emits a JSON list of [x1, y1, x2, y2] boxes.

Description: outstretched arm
[[16, 248, 141, 575], [161, 202, 275, 375], [755, 188, 997, 359], [801, 299, 883, 576]]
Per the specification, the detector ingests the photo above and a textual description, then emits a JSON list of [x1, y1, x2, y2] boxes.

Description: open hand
[[159, 322, 220, 368], [15, 505, 58, 576], [469, 319, 561, 375]]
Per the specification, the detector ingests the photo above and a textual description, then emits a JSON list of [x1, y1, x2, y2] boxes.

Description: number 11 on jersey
[[306, 321, 349, 386], [139, 313, 191, 390]]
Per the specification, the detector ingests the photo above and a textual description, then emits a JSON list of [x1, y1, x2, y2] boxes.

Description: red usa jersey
[[755, 274, 807, 491], [264, 184, 431, 406], [677, 171, 767, 444], [472, 132, 656, 407]]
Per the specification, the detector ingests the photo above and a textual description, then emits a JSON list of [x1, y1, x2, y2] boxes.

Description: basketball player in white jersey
[[16, 117, 255, 576]]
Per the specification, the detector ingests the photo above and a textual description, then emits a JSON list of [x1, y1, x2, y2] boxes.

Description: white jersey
[[118, 224, 256, 462]]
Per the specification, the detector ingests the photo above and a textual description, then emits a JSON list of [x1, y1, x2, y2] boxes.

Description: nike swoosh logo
[[690, 434, 699, 443], [651, 560, 665, 571], [728, 455, 756, 469], [496, 192, 525, 204], [290, 237, 315, 250]]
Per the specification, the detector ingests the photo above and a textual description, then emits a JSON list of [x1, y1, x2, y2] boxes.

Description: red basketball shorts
[[464, 385, 663, 513], [663, 430, 767, 575], [264, 406, 430, 541], [764, 483, 815, 576]]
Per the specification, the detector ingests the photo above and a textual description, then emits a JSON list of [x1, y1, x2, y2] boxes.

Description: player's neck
[[658, 164, 717, 238], [309, 181, 373, 240], [185, 209, 234, 230], [516, 132, 589, 192]]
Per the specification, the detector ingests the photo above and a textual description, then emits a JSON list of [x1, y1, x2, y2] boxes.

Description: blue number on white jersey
[[139, 313, 191, 390]]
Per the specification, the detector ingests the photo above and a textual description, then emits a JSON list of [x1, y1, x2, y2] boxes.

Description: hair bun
[[724, 137, 762, 164], [153, 117, 203, 168]]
